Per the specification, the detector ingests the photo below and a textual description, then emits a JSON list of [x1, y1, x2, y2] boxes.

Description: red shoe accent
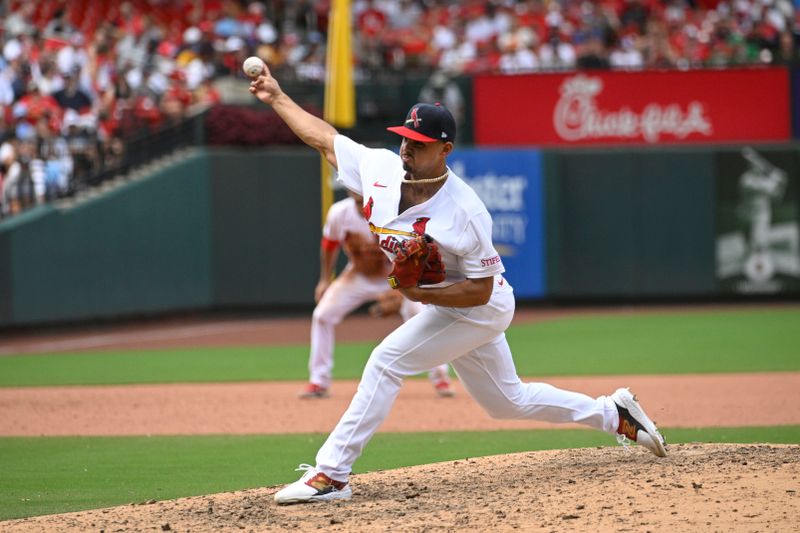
[[434, 380, 454, 397], [618, 418, 639, 441], [298, 383, 329, 398], [305, 472, 347, 491]]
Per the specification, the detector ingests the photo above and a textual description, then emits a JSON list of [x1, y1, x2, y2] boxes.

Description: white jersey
[[323, 196, 387, 278], [311, 195, 445, 391], [333, 134, 506, 288], [322, 197, 372, 243]]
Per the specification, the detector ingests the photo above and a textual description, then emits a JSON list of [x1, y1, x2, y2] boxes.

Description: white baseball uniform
[[313, 135, 622, 481], [309, 196, 451, 389]]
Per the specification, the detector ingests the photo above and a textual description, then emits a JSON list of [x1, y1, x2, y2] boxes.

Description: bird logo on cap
[[406, 107, 422, 129]]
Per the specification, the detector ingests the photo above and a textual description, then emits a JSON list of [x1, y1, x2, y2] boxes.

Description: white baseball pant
[[315, 276, 620, 481], [309, 270, 450, 389]]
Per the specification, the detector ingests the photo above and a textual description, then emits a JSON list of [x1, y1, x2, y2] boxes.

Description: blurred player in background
[[300, 191, 453, 399]]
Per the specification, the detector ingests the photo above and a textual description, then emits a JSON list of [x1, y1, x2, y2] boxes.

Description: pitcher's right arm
[[249, 63, 338, 169]]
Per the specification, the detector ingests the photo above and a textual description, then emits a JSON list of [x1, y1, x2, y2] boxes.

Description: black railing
[[113, 109, 208, 182]]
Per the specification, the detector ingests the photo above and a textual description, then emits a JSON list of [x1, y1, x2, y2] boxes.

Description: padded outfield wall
[[0, 149, 321, 327], [454, 145, 799, 300], [0, 154, 215, 327], [543, 145, 800, 298], [1, 145, 798, 327]]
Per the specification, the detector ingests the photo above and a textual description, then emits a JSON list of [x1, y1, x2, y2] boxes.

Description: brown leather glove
[[387, 235, 446, 289]]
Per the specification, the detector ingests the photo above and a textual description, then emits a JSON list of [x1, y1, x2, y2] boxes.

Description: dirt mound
[[4, 443, 798, 532]]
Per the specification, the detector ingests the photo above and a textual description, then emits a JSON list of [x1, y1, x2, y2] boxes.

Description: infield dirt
[[3, 444, 799, 532]]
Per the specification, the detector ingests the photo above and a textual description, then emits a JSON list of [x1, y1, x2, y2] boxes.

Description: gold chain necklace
[[401, 167, 449, 185]]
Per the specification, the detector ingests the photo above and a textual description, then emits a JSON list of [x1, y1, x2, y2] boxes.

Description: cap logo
[[405, 107, 422, 128]]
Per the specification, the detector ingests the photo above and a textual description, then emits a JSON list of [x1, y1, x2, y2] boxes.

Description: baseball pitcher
[[247, 62, 666, 506]]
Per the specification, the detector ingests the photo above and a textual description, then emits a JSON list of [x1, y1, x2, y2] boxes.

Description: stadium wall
[[0, 153, 214, 327], [208, 149, 320, 307], [544, 149, 717, 298], [0, 149, 321, 327], [1, 145, 798, 328]]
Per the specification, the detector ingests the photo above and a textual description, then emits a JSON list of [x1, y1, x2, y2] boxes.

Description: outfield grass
[[1, 426, 798, 521], [1, 308, 798, 386]]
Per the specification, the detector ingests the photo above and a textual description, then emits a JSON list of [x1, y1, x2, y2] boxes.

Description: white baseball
[[243, 56, 265, 78]]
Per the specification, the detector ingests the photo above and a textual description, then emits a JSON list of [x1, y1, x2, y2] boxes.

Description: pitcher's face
[[399, 138, 452, 175]]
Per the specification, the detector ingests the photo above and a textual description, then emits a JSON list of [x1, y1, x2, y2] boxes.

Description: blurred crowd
[[354, 0, 797, 74], [1, 0, 797, 218]]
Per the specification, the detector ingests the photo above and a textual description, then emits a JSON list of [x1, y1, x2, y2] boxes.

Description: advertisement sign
[[716, 148, 800, 294], [793, 66, 800, 139], [449, 149, 545, 298], [475, 68, 790, 146]]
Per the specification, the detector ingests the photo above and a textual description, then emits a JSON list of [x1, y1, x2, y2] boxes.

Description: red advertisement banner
[[474, 68, 790, 146]]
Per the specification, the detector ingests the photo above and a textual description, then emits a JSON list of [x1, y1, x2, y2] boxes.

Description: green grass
[[0, 345, 372, 387], [1, 426, 798, 521], [505, 308, 800, 376], [1, 308, 798, 387]]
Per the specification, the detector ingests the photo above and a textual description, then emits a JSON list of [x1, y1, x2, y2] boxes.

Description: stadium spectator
[[193, 77, 222, 107], [539, 29, 578, 69], [56, 33, 89, 78], [3, 4, 36, 38], [42, 8, 76, 39], [53, 71, 93, 112], [32, 57, 66, 97], [1, 137, 38, 215], [34, 117, 72, 200], [609, 35, 645, 68], [62, 110, 98, 192], [0, 138, 16, 215], [0, 0, 797, 220], [161, 70, 193, 120], [356, 0, 388, 70], [15, 82, 61, 128]]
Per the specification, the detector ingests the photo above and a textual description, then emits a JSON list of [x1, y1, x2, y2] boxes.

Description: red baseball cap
[[387, 102, 456, 143]]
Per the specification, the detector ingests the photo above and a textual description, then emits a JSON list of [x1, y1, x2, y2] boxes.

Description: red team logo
[[363, 197, 374, 220], [407, 107, 421, 128], [412, 217, 430, 235]]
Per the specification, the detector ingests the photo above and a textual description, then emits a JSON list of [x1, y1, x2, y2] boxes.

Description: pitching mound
[[4, 443, 798, 532]]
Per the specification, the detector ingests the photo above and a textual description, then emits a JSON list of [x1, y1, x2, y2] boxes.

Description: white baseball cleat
[[611, 388, 667, 458], [274, 464, 352, 504]]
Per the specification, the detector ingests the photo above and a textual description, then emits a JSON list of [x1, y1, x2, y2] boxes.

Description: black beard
[[402, 161, 412, 172]]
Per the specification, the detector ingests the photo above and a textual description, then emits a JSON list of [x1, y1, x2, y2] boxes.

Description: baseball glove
[[419, 241, 445, 286], [387, 235, 446, 289]]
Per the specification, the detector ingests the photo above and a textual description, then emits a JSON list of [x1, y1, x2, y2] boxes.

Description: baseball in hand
[[242, 56, 265, 78]]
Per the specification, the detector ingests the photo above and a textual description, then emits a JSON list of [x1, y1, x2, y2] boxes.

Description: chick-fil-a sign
[[475, 68, 789, 146]]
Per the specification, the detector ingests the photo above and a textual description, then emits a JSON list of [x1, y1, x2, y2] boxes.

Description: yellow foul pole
[[322, 0, 355, 223]]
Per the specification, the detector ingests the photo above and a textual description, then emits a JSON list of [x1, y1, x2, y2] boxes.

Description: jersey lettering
[[481, 255, 502, 267], [379, 236, 401, 254]]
